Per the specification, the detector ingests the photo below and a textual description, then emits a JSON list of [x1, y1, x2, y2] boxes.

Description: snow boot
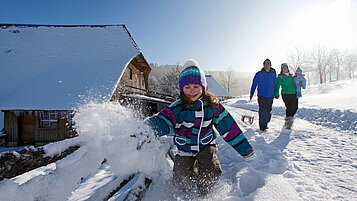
[[285, 117, 294, 129]]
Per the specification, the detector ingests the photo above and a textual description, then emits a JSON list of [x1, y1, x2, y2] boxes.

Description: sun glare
[[285, 0, 355, 50]]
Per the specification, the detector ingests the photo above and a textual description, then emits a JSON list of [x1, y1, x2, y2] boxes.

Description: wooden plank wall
[[4, 111, 18, 143], [35, 116, 71, 142], [4, 111, 74, 146]]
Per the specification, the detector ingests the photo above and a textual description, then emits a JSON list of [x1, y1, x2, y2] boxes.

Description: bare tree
[[286, 46, 354, 84], [287, 47, 311, 84], [287, 47, 309, 72], [148, 62, 184, 96], [215, 68, 239, 93], [309, 45, 327, 84], [160, 63, 183, 96], [148, 63, 160, 92], [331, 49, 345, 81], [325, 49, 335, 82], [344, 55, 357, 78]]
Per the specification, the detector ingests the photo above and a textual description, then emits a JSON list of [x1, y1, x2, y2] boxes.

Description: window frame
[[39, 111, 58, 129]]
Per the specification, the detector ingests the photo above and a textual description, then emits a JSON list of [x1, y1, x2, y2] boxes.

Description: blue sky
[[1, 0, 356, 72]]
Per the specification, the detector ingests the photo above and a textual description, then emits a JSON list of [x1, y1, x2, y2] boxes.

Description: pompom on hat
[[178, 59, 207, 92]]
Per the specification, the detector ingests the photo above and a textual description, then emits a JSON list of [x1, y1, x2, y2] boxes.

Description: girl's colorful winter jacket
[[274, 74, 297, 96], [146, 98, 254, 158], [294, 75, 306, 98], [250, 68, 277, 97]]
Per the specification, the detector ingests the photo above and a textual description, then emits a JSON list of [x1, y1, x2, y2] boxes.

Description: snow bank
[[228, 99, 357, 132], [42, 136, 84, 157]]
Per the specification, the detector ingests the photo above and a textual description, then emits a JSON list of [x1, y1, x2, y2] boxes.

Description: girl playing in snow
[[274, 63, 298, 129], [294, 67, 306, 98], [146, 59, 256, 197]]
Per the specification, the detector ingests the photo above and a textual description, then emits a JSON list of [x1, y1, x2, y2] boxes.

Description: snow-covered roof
[[0, 24, 141, 110], [206, 75, 231, 97]]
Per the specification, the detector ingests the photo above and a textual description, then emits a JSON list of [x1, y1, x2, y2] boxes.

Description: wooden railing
[[121, 85, 176, 102]]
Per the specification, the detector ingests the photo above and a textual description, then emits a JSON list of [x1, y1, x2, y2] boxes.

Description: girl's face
[[183, 84, 203, 102], [282, 67, 289, 73]]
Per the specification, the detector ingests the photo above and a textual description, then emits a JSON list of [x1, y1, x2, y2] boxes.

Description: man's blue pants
[[258, 96, 274, 130]]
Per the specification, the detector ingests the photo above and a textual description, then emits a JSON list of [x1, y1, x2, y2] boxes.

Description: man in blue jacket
[[250, 59, 277, 131]]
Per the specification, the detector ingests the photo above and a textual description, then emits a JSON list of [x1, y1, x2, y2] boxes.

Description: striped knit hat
[[178, 59, 207, 92]]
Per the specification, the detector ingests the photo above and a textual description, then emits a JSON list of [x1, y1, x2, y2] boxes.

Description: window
[[129, 68, 133, 80], [40, 111, 58, 129]]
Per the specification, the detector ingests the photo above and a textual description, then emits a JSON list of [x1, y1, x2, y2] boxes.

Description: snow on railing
[[121, 85, 176, 102]]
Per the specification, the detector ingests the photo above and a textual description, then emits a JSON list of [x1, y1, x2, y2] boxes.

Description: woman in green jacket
[[274, 63, 298, 129]]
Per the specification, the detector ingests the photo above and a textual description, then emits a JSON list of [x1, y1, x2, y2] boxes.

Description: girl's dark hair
[[179, 90, 219, 108]]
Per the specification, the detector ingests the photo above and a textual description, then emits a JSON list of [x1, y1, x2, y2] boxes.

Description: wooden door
[[21, 113, 36, 145]]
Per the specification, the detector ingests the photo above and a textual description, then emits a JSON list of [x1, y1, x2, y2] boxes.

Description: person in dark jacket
[[250, 58, 277, 131], [146, 59, 256, 197]]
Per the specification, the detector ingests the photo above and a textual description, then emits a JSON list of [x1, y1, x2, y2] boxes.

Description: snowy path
[[279, 119, 357, 200], [222, 105, 357, 200]]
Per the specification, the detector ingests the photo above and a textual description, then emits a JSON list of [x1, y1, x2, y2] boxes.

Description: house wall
[[3, 111, 75, 147], [35, 115, 73, 146], [109, 55, 173, 116], [21, 113, 36, 145], [121, 63, 146, 90], [111, 62, 148, 102], [0, 137, 5, 146], [4, 111, 18, 146]]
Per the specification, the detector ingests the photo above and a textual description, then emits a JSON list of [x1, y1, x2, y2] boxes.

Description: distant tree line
[[148, 63, 251, 97], [286, 45, 357, 85], [148, 63, 183, 97]]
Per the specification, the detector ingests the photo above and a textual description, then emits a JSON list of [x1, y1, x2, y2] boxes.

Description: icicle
[[14, 110, 22, 117], [61, 111, 67, 119]]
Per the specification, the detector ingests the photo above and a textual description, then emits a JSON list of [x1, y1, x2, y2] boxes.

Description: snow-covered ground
[[230, 77, 357, 132], [0, 77, 356, 200]]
